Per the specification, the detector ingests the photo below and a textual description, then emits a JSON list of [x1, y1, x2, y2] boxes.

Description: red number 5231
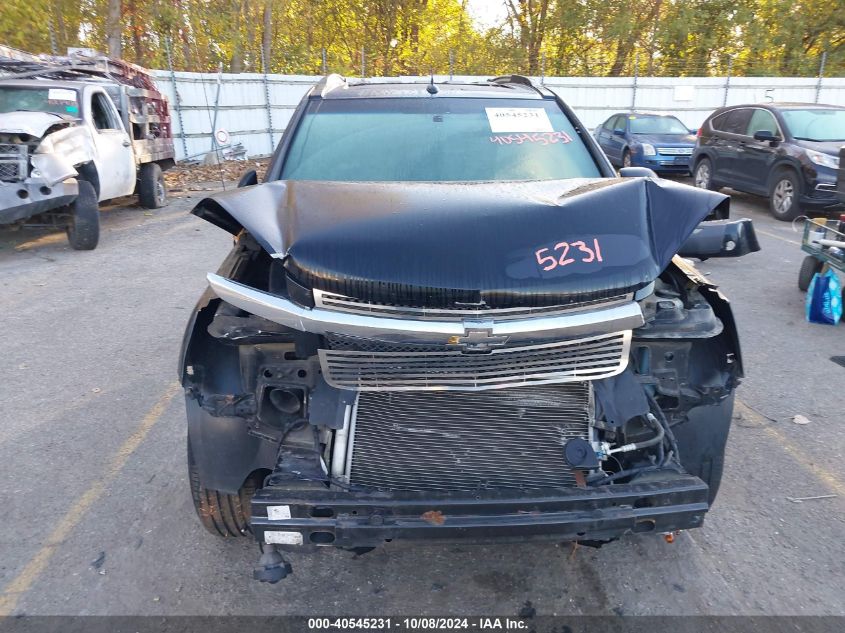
[[535, 238, 604, 272]]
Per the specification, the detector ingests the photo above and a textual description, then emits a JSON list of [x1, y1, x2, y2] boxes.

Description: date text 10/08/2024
[[307, 617, 530, 630]]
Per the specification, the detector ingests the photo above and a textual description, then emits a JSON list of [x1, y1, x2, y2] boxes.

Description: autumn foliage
[[1, 0, 842, 77]]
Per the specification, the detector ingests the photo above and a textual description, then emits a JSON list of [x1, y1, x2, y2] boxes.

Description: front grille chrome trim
[[656, 147, 693, 156], [207, 273, 644, 343], [313, 288, 632, 321], [320, 331, 631, 391]]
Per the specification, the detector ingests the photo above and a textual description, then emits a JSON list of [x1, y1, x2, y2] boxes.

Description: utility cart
[[798, 217, 845, 296]]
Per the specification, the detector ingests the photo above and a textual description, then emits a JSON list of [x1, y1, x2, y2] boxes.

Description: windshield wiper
[[793, 136, 825, 142]]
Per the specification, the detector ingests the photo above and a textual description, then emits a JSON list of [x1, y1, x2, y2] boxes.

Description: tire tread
[[188, 438, 252, 537], [798, 255, 822, 291], [138, 162, 166, 209]]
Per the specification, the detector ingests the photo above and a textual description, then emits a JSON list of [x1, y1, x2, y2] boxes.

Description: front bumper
[[250, 473, 710, 548], [0, 178, 78, 224], [207, 273, 644, 343], [802, 173, 844, 210], [635, 156, 692, 172]]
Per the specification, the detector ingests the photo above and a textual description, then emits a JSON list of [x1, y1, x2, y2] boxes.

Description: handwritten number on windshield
[[535, 239, 604, 271]]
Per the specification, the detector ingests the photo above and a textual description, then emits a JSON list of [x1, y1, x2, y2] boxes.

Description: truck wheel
[[138, 162, 167, 209], [66, 180, 100, 251], [798, 256, 823, 292], [188, 437, 255, 537]]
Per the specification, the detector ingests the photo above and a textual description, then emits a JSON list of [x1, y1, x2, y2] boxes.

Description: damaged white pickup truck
[[0, 70, 174, 249]]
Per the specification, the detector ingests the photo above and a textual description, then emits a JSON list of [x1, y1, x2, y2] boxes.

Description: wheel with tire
[[798, 255, 823, 291], [188, 436, 255, 537], [138, 162, 167, 209], [66, 180, 100, 250], [693, 157, 717, 191], [622, 149, 632, 168], [769, 170, 801, 221]]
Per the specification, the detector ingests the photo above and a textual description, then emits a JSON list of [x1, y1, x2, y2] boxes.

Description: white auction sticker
[[265, 531, 303, 545], [47, 88, 76, 102], [267, 505, 292, 520], [485, 107, 553, 133]]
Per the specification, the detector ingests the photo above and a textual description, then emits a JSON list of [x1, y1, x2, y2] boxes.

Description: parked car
[[181, 74, 758, 582], [0, 47, 175, 249], [594, 112, 696, 174], [692, 102, 845, 221]]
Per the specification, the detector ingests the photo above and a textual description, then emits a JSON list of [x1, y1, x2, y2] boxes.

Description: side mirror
[[619, 166, 657, 178], [689, 128, 698, 135], [753, 130, 779, 143], [679, 218, 761, 260], [613, 128, 625, 136], [237, 169, 258, 188]]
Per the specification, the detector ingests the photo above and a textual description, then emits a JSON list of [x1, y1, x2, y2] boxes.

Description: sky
[[465, 0, 509, 30]]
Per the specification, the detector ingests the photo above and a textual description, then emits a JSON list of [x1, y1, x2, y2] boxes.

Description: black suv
[[692, 103, 845, 221], [180, 74, 758, 582]]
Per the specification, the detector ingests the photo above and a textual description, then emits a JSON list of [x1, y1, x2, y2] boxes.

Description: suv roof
[[607, 111, 683, 120], [711, 102, 844, 113], [313, 74, 550, 100]]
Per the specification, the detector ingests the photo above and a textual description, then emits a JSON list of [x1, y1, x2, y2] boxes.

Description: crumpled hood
[[0, 111, 76, 137], [194, 177, 728, 304]]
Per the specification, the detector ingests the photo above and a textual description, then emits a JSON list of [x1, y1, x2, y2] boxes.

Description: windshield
[[628, 115, 689, 135], [0, 87, 79, 116], [781, 108, 845, 142], [280, 97, 601, 181]]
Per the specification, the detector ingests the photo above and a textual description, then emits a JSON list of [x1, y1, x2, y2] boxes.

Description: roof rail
[[488, 75, 535, 88], [314, 73, 348, 97]]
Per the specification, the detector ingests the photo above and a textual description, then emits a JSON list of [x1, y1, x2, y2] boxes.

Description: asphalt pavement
[[0, 181, 843, 617]]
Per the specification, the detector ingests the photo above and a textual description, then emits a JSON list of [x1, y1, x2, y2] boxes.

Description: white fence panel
[[150, 71, 845, 161]]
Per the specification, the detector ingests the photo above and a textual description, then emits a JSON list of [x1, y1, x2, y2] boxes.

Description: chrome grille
[[326, 333, 447, 353], [314, 289, 630, 321], [0, 144, 27, 182], [656, 147, 692, 156], [320, 331, 630, 391], [347, 384, 593, 492]]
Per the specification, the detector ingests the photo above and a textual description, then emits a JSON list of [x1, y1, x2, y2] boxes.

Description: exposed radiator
[[346, 383, 592, 492]]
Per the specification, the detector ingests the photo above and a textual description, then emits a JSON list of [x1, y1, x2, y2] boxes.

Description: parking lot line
[[754, 228, 801, 247], [762, 425, 845, 498], [735, 400, 845, 498], [0, 382, 181, 616]]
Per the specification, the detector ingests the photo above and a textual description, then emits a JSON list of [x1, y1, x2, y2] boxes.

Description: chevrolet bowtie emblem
[[447, 328, 510, 353]]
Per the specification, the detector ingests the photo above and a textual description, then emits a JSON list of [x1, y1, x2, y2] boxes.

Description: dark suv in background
[[692, 103, 845, 221]]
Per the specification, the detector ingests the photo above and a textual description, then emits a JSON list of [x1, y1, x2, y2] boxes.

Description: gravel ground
[[0, 181, 843, 617]]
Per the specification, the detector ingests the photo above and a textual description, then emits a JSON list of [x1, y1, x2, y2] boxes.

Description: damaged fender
[[34, 124, 96, 171]]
